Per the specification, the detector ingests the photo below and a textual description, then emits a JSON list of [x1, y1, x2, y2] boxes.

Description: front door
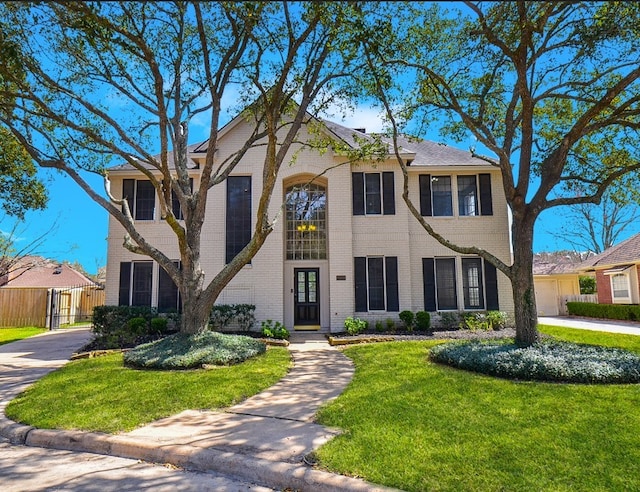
[[294, 268, 320, 327]]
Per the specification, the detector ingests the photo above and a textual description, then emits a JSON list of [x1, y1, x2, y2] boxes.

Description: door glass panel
[[308, 274, 317, 303], [298, 272, 307, 302]]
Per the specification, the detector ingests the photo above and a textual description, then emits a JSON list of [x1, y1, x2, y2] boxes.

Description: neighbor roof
[[2, 258, 95, 288], [578, 233, 640, 270]]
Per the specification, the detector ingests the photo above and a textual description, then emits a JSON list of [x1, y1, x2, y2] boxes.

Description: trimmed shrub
[[123, 331, 267, 370], [430, 339, 640, 384], [344, 316, 367, 335], [92, 305, 161, 349], [399, 310, 415, 331], [386, 318, 396, 331], [210, 304, 256, 331], [415, 311, 431, 332], [261, 320, 290, 340], [150, 317, 169, 334], [436, 312, 460, 331], [566, 302, 640, 321]]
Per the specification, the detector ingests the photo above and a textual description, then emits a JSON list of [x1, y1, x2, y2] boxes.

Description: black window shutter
[[352, 173, 365, 215], [354, 257, 368, 312], [118, 262, 131, 306], [419, 175, 432, 216], [385, 256, 399, 311], [382, 172, 395, 215], [122, 179, 134, 215], [422, 258, 436, 311], [479, 173, 493, 216], [484, 261, 499, 310]]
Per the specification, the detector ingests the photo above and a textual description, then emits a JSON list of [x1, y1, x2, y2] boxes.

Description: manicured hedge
[[566, 302, 640, 321]]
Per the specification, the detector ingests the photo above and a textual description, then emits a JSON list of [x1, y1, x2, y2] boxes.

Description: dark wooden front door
[[294, 268, 320, 326]]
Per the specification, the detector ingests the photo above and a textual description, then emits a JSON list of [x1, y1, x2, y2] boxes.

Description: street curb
[[1, 419, 399, 491]]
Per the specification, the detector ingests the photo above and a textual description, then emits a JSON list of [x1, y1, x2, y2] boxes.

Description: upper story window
[[226, 176, 252, 264], [123, 179, 155, 220], [352, 172, 395, 216], [171, 178, 193, 221], [420, 173, 493, 217], [285, 182, 327, 260]]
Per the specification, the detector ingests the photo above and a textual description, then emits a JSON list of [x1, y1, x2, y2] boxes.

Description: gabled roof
[[533, 252, 584, 276], [578, 233, 640, 270], [1, 257, 96, 288], [109, 112, 492, 173]]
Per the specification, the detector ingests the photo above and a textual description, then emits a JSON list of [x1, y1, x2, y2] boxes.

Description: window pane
[[462, 258, 484, 309], [226, 176, 252, 263], [132, 262, 152, 306], [458, 175, 478, 216], [612, 274, 629, 298], [436, 258, 457, 310], [135, 180, 155, 220], [285, 183, 326, 260], [368, 257, 385, 310], [365, 173, 381, 214], [158, 262, 180, 313], [432, 176, 453, 216]]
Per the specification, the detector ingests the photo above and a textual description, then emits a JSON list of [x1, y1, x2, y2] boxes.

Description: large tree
[[0, 1, 364, 334], [360, 1, 640, 345]]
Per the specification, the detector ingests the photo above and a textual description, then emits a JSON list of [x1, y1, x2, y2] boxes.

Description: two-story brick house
[[105, 113, 514, 332]]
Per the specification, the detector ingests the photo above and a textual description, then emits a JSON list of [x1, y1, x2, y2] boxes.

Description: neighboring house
[[0, 256, 104, 327], [105, 113, 514, 332], [577, 233, 640, 305], [533, 253, 583, 316]]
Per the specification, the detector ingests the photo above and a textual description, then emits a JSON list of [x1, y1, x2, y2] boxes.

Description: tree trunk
[[511, 218, 539, 346]]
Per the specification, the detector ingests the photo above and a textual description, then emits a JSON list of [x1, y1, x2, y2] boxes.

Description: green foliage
[[385, 318, 395, 331], [459, 311, 509, 331], [567, 301, 640, 321], [436, 312, 460, 331], [579, 276, 597, 294], [210, 304, 256, 331], [150, 317, 168, 334], [91, 305, 164, 349], [399, 310, 414, 331], [414, 311, 431, 332], [123, 331, 267, 370], [375, 320, 384, 332], [260, 320, 290, 340], [344, 316, 367, 335], [430, 339, 640, 384]]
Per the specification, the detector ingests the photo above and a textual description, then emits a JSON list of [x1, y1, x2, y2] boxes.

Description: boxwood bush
[[91, 306, 173, 349], [430, 339, 640, 384], [566, 301, 640, 321], [123, 331, 267, 370]]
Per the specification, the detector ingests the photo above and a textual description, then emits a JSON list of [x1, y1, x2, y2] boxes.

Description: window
[[158, 262, 181, 313], [118, 261, 181, 312], [354, 256, 399, 312], [123, 179, 155, 220], [419, 173, 493, 217], [352, 172, 395, 215], [419, 175, 453, 217], [226, 176, 252, 264], [285, 183, 327, 260], [458, 175, 478, 216], [611, 273, 630, 301], [423, 256, 499, 311], [462, 258, 484, 309]]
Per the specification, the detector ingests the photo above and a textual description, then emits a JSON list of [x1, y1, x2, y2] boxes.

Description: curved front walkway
[[0, 329, 398, 491]]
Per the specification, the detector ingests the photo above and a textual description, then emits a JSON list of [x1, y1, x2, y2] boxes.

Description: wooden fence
[[0, 285, 105, 328], [559, 294, 598, 315]]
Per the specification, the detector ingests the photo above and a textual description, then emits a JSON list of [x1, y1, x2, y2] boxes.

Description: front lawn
[[6, 346, 290, 433], [316, 326, 640, 492], [0, 327, 46, 346]]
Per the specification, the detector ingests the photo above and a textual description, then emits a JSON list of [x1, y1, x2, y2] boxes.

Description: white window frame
[[609, 272, 631, 303]]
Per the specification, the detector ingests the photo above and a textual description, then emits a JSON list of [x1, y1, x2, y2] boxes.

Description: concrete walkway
[[0, 330, 398, 492], [539, 316, 640, 336]]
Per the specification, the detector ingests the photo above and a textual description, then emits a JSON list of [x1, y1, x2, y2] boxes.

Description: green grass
[[540, 324, 640, 353], [6, 346, 290, 433], [0, 327, 46, 346], [316, 330, 640, 491]]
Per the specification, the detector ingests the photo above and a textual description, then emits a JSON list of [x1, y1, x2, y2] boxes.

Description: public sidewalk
[[539, 316, 640, 336], [0, 329, 398, 492]]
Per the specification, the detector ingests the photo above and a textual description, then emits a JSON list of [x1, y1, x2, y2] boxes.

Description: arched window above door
[[285, 182, 326, 260]]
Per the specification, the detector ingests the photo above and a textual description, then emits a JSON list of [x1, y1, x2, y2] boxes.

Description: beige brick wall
[[106, 118, 515, 331]]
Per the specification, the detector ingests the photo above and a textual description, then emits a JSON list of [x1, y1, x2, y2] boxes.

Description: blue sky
[[7, 102, 636, 277]]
